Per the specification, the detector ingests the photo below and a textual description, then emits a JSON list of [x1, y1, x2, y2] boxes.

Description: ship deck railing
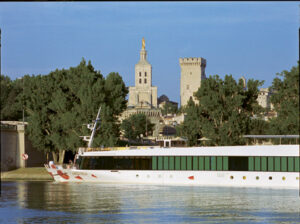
[[81, 146, 157, 152]]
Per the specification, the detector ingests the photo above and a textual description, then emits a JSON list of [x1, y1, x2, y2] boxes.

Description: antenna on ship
[[80, 107, 102, 148], [88, 107, 101, 148]]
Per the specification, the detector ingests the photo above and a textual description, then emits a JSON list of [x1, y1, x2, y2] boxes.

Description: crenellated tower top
[[179, 57, 206, 67]]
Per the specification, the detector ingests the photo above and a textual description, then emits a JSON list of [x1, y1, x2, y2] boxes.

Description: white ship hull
[[46, 166, 299, 189]]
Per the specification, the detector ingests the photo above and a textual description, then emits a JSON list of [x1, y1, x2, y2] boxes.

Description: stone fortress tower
[[179, 57, 206, 107], [128, 38, 157, 108]]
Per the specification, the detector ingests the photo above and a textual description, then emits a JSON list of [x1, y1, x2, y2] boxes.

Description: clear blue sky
[[0, 2, 298, 103]]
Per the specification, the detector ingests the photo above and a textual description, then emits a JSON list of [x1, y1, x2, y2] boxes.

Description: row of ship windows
[[248, 156, 299, 172], [77, 156, 300, 172], [152, 156, 300, 172]]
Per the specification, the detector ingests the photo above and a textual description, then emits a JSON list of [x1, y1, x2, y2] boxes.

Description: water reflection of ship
[[18, 182, 123, 214]]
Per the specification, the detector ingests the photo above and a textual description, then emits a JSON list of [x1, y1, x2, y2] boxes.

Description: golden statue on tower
[[142, 37, 145, 50]]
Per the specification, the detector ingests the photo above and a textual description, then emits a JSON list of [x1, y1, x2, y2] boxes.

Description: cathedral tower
[[128, 38, 157, 108]]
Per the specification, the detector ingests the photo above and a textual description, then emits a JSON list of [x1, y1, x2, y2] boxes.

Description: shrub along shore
[[1, 167, 53, 181]]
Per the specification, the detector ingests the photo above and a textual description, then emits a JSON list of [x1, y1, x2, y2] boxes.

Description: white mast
[[87, 107, 101, 148]]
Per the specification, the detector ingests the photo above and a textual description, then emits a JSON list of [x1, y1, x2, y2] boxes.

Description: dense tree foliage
[[177, 75, 263, 146], [121, 113, 154, 142], [0, 75, 23, 120], [175, 99, 201, 146], [268, 63, 299, 135], [21, 59, 128, 163], [161, 102, 178, 116]]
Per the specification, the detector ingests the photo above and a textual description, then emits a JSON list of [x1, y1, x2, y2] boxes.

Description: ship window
[[187, 156, 192, 170], [205, 156, 210, 170], [158, 156, 163, 170], [269, 176, 272, 180], [268, 157, 274, 171], [228, 157, 248, 171], [281, 157, 287, 172], [217, 157, 223, 171], [211, 156, 216, 171], [248, 157, 254, 171], [152, 156, 157, 170], [169, 156, 175, 170], [199, 156, 204, 170], [255, 157, 261, 171], [223, 157, 228, 171], [79, 156, 152, 170], [164, 156, 169, 170], [193, 156, 198, 170], [181, 156, 187, 170], [274, 157, 281, 171], [288, 157, 294, 172], [261, 157, 267, 171], [295, 157, 300, 172], [175, 156, 181, 170]]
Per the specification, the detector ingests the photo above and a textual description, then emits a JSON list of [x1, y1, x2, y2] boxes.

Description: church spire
[[142, 37, 145, 50], [140, 37, 147, 61]]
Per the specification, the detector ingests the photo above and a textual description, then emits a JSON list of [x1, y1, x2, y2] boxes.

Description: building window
[[145, 72, 147, 76], [190, 72, 192, 75], [187, 85, 189, 90], [139, 72, 141, 77], [139, 79, 142, 84], [144, 79, 147, 84]]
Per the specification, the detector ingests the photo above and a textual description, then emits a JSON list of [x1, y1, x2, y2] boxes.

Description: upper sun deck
[[79, 145, 299, 157]]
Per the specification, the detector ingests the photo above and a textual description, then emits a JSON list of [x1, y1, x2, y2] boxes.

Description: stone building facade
[[257, 88, 274, 110], [128, 38, 157, 108], [179, 57, 206, 107]]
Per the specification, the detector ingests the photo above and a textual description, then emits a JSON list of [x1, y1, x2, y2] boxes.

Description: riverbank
[[1, 167, 53, 181]]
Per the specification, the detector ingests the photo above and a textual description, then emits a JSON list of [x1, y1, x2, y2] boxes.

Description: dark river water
[[0, 181, 299, 223]]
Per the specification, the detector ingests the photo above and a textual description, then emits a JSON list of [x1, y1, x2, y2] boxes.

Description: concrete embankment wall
[[1, 121, 47, 172]]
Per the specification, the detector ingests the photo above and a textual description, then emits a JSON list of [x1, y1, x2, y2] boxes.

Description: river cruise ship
[[44, 108, 299, 188], [45, 144, 299, 189]]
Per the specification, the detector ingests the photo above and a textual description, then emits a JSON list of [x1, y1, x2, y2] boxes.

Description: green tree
[[177, 75, 263, 146], [176, 98, 201, 146], [0, 75, 23, 121], [93, 72, 129, 147], [195, 75, 263, 146], [24, 59, 128, 163], [161, 102, 178, 116], [268, 63, 299, 135], [121, 113, 154, 142]]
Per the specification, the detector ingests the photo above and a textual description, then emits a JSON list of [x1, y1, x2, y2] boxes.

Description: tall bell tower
[[128, 38, 157, 108]]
